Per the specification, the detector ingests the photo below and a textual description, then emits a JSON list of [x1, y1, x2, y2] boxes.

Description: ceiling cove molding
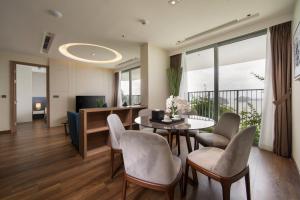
[[169, 13, 292, 56]]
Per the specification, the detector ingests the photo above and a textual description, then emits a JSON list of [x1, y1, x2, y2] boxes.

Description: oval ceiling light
[[58, 43, 122, 64]]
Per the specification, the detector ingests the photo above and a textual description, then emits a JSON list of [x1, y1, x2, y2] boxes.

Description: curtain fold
[[179, 52, 188, 99], [170, 54, 182, 69], [270, 21, 292, 157], [259, 29, 275, 151]]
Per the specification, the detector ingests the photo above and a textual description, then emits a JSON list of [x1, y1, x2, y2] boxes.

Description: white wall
[[16, 66, 32, 123], [292, 0, 300, 172], [140, 43, 169, 110], [0, 51, 48, 131], [49, 58, 114, 127], [32, 72, 46, 97], [0, 51, 114, 131]]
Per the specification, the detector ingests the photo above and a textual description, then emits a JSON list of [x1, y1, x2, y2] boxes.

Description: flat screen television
[[76, 96, 105, 112]]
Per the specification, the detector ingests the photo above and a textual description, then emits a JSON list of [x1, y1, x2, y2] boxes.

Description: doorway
[[10, 61, 50, 133]]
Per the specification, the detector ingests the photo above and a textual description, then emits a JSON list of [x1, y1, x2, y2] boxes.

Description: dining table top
[[134, 115, 215, 131]]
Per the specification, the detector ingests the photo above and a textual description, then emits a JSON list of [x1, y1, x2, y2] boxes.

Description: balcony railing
[[188, 89, 264, 121], [122, 95, 141, 105]]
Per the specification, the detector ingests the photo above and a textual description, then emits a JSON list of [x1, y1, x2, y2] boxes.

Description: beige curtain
[[170, 54, 182, 69], [113, 72, 119, 107], [270, 21, 292, 157]]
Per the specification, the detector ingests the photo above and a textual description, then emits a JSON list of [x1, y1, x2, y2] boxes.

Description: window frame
[[186, 29, 267, 121]]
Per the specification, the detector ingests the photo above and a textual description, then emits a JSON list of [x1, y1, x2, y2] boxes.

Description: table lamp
[[35, 102, 42, 110]]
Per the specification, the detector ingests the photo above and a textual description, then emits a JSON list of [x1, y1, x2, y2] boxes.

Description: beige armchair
[[120, 130, 183, 200], [138, 109, 171, 143], [194, 112, 240, 149], [184, 126, 256, 200], [107, 114, 125, 178]]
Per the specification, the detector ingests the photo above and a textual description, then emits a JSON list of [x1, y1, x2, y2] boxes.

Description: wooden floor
[[0, 120, 300, 200]]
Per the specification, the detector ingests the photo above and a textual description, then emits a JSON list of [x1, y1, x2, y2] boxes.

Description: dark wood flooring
[[0, 120, 300, 200]]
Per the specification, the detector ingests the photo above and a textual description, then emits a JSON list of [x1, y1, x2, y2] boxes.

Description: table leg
[[176, 131, 181, 156], [184, 130, 192, 153], [168, 130, 172, 148]]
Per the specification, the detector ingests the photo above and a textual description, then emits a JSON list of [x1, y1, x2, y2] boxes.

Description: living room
[[0, 0, 300, 199]]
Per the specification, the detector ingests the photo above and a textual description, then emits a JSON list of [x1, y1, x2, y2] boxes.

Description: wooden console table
[[79, 106, 146, 159]]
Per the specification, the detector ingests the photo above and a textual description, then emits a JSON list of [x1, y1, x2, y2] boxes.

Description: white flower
[[166, 95, 191, 114]]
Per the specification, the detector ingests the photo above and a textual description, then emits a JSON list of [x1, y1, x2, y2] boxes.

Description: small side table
[[62, 122, 69, 136]]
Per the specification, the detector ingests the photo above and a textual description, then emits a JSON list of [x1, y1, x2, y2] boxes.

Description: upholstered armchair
[[107, 114, 125, 178], [184, 126, 256, 200], [67, 112, 80, 149], [194, 112, 240, 149], [120, 131, 183, 200], [138, 109, 171, 143]]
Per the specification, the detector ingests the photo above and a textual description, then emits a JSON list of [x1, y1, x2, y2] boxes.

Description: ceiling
[[0, 0, 295, 68]]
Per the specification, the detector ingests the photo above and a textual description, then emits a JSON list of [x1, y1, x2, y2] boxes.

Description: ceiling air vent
[[40, 32, 55, 54], [117, 57, 139, 68]]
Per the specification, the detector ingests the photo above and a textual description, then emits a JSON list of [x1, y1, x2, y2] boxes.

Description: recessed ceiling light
[[168, 0, 181, 5], [91, 53, 96, 56], [59, 43, 122, 64], [47, 9, 63, 18]]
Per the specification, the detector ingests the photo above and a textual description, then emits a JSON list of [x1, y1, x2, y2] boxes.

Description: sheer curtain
[[179, 52, 188, 99], [259, 29, 274, 151]]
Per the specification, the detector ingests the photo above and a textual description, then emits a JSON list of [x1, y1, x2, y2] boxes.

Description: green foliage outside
[[240, 103, 262, 146], [190, 97, 233, 118], [191, 97, 262, 145]]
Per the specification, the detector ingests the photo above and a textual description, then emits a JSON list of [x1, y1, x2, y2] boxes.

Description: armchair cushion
[[188, 147, 224, 171], [195, 132, 230, 149], [120, 131, 182, 185]]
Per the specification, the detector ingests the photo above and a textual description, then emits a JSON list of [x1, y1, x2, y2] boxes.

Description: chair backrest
[[213, 126, 256, 177], [120, 131, 179, 185], [107, 114, 125, 150], [138, 109, 152, 129], [138, 108, 152, 117], [67, 112, 80, 149], [214, 112, 241, 139]]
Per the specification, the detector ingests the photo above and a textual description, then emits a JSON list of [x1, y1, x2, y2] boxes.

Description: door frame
[[10, 61, 50, 133]]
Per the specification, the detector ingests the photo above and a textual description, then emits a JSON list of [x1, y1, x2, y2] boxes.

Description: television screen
[[76, 96, 105, 112]]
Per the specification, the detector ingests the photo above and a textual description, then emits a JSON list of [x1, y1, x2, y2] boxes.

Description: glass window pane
[[131, 68, 141, 105], [186, 48, 215, 119], [218, 35, 266, 145], [121, 71, 130, 105]]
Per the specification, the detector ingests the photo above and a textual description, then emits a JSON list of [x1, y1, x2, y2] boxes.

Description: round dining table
[[134, 115, 215, 154]]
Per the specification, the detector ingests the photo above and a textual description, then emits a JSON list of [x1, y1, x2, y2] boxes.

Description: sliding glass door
[[186, 30, 267, 124], [120, 67, 141, 105], [186, 48, 216, 119]]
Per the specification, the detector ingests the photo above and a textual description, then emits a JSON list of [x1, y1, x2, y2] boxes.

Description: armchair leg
[[183, 162, 190, 196], [166, 187, 174, 200], [176, 133, 181, 156], [122, 176, 127, 200], [245, 170, 251, 200], [111, 150, 115, 179], [221, 182, 231, 200]]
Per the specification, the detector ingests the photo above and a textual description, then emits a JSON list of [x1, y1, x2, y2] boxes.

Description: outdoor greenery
[[190, 97, 233, 118], [240, 103, 262, 145], [191, 97, 262, 145], [167, 67, 182, 96]]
